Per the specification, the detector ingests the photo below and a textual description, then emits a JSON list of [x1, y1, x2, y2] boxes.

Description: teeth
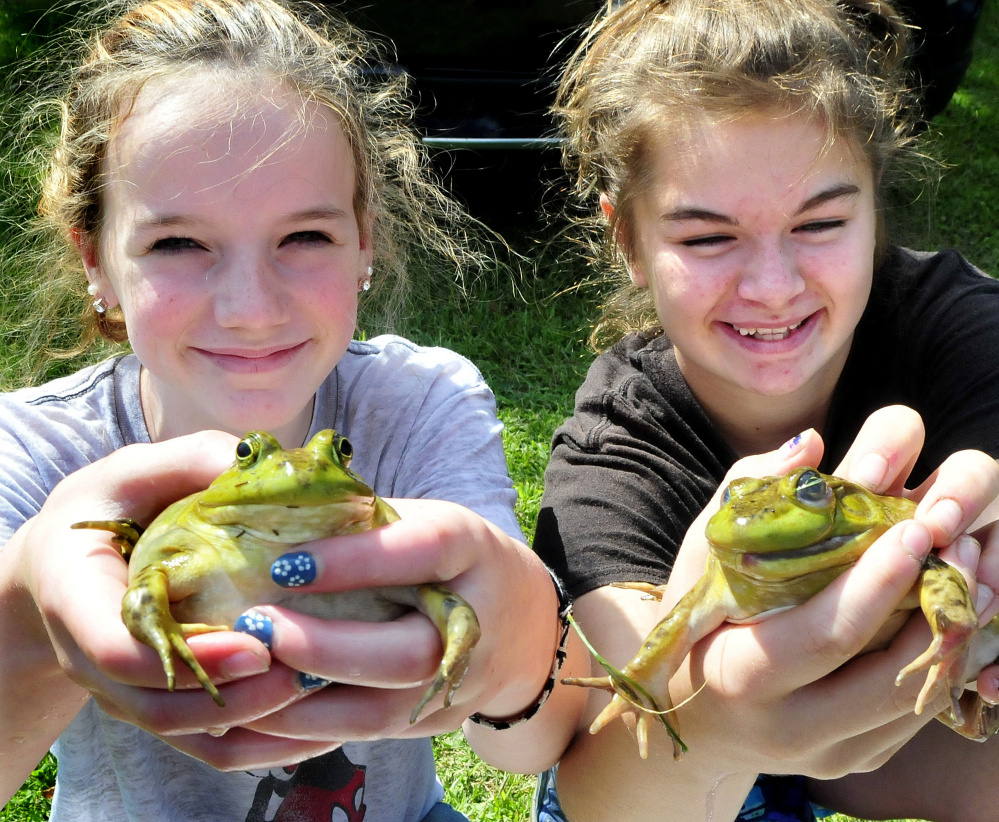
[[733, 320, 804, 341]]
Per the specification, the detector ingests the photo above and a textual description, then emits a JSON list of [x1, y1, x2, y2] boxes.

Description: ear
[[359, 215, 374, 280], [71, 228, 118, 307], [601, 193, 647, 288]]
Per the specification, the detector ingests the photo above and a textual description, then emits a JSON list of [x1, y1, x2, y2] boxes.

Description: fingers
[[833, 404, 925, 495], [163, 729, 346, 772], [237, 606, 441, 689], [283, 499, 491, 592], [731, 519, 933, 696], [912, 450, 999, 546]]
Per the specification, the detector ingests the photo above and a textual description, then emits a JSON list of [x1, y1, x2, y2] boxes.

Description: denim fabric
[[422, 800, 471, 822], [533, 767, 569, 822]]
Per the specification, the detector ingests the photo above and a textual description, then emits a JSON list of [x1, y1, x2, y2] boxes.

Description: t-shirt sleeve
[[338, 339, 523, 543], [904, 251, 999, 473], [532, 340, 730, 599]]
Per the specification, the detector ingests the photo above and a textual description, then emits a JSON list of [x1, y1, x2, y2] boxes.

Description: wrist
[[469, 565, 572, 729]]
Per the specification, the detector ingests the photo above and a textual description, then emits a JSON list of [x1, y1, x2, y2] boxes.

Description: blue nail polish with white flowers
[[233, 609, 273, 649], [298, 672, 332, 691], [271, 552, 317, 587]]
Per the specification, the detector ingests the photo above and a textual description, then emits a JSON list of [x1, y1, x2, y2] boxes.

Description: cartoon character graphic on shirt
[[245, 748, 367, 822]]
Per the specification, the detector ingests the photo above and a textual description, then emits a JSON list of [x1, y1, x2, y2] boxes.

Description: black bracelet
[[468, 565, 573, 730]]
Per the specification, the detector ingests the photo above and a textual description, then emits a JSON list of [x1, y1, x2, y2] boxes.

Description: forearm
[[0, 525, 88, 804], [464, 629, 590, 773], [557, 720, 756, 822]]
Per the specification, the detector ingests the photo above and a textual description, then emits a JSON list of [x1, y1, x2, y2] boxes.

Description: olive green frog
[[565, 468, 999, 758], [73, 429, 480, 723]]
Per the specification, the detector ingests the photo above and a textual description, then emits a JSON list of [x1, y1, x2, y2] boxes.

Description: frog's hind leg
[[408, 583, 481, 723], [122, 566, 229, 707], [895, 554, 977, 722]]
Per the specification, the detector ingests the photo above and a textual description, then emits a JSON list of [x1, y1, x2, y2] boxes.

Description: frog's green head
[[199, 429, 375, 509], [705, 467, 914, 581]]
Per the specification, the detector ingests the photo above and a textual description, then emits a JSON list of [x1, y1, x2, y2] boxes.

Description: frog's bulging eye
[[235, 436, 261, 466], [795, 470, 832, 507], [334, 435, 354, 468], [721, 486, 732, 506]]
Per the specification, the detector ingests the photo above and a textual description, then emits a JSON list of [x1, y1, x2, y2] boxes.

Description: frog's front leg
[[122, 564, 230, 707], [563, 567, 729, 760], [895, 554, 978, 722], [407, 583, 481, 723]]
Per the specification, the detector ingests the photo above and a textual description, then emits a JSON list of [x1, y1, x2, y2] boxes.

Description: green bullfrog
[[73, 429, 480, 723], [564, 467, 999, 759]]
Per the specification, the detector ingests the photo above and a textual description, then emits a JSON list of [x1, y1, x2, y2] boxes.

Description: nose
[[212, 250, 289, 329], [736, 240, 806, 308]]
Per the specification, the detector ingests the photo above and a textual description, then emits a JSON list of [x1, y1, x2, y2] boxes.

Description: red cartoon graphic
[[245, 748, 366, 822]]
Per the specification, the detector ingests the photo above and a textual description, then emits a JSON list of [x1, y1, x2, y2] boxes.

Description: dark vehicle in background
[[337, 0, 984, 148], [335, 0, 985, 217]]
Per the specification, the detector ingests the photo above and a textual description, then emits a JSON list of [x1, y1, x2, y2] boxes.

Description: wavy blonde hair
[[3, 0, 477, 381], [556, 0, 923, 349]]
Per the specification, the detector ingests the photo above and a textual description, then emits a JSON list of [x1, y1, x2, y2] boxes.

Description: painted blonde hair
[[556, 0, 922, 348], [4, 0, 476, 380]]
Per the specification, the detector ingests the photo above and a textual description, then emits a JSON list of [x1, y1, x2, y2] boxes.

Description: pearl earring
[[360, 266, 372, 293], [87, 283, 107, 314]]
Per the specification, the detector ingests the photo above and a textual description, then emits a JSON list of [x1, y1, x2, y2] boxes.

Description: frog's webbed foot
[[71, 518, 144, 561], [562, 672, 683, 760], [409, 583, 481, 723], [895, 555, 977, 722], [121, 566, 229, 707], [940, 691, 999, 740]]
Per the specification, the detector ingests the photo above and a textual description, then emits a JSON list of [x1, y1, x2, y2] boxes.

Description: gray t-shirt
[[0, 336, 522, 822]]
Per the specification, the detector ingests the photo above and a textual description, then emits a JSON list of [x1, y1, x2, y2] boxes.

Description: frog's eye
[[235, 436, 261, 467], [721, 486, 732, 506], [795, 469, 832, 508], [334, 435, 353, 468]]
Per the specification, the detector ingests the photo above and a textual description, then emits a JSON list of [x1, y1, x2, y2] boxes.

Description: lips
[[193, 341, 308, 374]]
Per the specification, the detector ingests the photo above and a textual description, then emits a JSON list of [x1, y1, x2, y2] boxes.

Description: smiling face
[[624, 111, 876, 440], [82, 79, 372, 445]]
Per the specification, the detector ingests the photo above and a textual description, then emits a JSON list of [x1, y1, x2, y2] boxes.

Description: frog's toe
[[410, 584, 482, 723], [562, 674, 684, 759], [122, 568, 227, 706], [895, 617, 974, 720]]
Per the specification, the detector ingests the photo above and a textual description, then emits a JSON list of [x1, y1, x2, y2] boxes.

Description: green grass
[[3, 0, 999, 819]]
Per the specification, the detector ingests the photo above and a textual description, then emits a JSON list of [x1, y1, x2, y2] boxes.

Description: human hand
[[166, 498, 576, 771], [660, 405, 999, 773], [12, 431, 356, 769]]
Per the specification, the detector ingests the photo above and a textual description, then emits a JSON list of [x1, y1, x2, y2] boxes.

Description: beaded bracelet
[[468, 566, 573, 730]]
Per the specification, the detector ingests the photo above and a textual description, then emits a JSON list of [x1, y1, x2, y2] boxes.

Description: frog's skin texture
[[72, 429, 481, 723], [565, 468, 999, 759]]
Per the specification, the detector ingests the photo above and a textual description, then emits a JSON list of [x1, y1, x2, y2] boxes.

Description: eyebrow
[[660, 183, 862, 225], [134, 206, 352, 232]]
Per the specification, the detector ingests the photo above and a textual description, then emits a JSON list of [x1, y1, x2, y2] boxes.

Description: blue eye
[[795, 470, 832, 507]]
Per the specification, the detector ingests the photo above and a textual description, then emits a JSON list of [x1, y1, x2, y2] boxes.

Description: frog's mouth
[[740, 532, 858, 565]]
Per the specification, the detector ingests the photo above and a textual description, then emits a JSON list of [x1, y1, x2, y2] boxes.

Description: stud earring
[[87, 283, 107, 314], [359, 266, 372, 293]]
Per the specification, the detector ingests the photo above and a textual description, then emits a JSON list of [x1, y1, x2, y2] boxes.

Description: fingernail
[[956, 535, 982, 570], [297, 671, 332, 691], [900, 521, 932, 561], [853, 452, 888, 490], [271, 552, 317, 587], [978, 584, 995, 616], [207, 726, 229, 738], [219, 650, 270, 679], [927, 498, 964, 539], [782, 432, 805, 453], [234, 609, 273, 649]]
